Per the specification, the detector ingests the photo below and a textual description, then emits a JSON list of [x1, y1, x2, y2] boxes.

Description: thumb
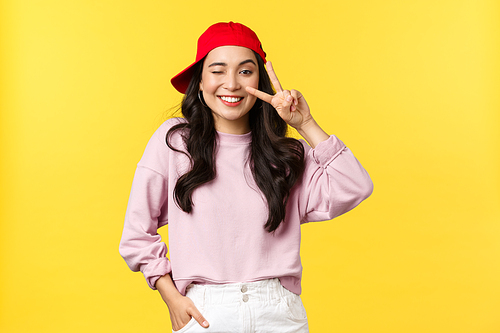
[[188, 308, 209, 328]]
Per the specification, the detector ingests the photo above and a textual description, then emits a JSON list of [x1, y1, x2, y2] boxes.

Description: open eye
[[240, 69, 253, 75]]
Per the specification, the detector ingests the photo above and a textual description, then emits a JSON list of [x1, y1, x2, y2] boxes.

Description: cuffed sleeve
[[142, 257, 171, 290], [119, 119, 184, 290], [119, 166, 171, 289], [298, 135, 373, 223]]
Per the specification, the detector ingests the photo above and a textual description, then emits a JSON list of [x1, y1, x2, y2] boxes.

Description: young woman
[[119, 22, 373, 333]]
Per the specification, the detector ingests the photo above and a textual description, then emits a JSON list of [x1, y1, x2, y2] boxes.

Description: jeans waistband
[[185, 278, 291, 307]]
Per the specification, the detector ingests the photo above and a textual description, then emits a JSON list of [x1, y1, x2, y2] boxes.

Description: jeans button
[[241, 285, 248, 293], [242, 294, 249, 302]]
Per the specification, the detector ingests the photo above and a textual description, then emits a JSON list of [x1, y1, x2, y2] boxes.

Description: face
[[200, 46, 259, 134]]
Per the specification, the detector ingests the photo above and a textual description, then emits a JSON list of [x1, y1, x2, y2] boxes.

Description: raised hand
[[246, 62, 329, 148], [246, 62, 312, 131]]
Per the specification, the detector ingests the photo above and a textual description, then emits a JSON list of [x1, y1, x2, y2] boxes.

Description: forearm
[[155, 273, 182, 304], [296, 118, 329, 149]]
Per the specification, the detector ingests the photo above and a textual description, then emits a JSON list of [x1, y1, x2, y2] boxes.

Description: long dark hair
[[166, 51, 305, 232]]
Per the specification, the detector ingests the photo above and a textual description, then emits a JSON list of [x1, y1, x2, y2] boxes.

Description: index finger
[[246, 86, 274, 104], [265, 62, 283, 93], [188, 305, 209, 328]]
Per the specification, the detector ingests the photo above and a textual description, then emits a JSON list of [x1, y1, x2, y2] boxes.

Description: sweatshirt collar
[[216, 130, 252, 145]]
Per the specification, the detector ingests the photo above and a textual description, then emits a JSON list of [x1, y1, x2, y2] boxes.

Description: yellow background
[[1, 0, 499, 332]]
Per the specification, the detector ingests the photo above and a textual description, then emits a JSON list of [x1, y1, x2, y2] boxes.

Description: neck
[[213, 115, 251, 134]]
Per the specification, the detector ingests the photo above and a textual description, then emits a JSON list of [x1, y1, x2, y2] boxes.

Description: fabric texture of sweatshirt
[[119, 117, 373, 296]]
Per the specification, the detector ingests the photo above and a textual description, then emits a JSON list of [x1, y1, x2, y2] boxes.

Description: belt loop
[[269, 278, 274, 299], [269, 278, 276, 302], [202, 287, 207, 308], [265, 280, 270, 302]]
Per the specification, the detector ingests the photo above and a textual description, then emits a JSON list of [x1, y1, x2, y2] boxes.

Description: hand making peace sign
[[246, 62, 313, 130]]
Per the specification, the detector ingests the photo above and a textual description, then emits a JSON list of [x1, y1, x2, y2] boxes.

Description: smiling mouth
[[218, 96, 243, 103]]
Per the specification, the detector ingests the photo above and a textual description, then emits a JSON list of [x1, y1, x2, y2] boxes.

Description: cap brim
[[171, 60, 199, 94]]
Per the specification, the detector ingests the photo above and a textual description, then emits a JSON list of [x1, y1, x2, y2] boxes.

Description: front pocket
[[281, 294, 308, 322], [172, 316, 197, 333]]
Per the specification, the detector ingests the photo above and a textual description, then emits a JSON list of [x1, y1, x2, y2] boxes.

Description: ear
[[199, 81, 203, 91]]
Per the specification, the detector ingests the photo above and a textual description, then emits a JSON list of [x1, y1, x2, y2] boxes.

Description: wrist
[[156, 274, 182, 304], [296, 117, 317, 136], [296, 118, 329, 149]]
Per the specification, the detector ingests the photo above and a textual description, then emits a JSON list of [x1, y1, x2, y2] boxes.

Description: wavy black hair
[[166, 51, 305, 233]]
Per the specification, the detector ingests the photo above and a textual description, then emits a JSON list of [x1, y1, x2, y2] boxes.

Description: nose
[[223, 72, 241, 91]]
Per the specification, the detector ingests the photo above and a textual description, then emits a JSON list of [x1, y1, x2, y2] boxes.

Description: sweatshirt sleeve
[[119, 120, 179, 290], [297, 135, 373, 223]]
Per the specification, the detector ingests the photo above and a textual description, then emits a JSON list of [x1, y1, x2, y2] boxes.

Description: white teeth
[[219, 96, 242, 103]]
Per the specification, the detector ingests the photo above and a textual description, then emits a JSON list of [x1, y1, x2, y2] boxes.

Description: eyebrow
[[208, 59, 256, 67]]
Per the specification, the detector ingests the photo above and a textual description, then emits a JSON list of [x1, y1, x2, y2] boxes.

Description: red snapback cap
[[171, 22, 267, 94]]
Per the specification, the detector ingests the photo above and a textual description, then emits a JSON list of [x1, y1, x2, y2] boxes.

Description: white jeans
[[172, 278, 309, 333]]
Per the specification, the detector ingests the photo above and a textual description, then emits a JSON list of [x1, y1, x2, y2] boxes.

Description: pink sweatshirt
[[119, 118, 373, 295]]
